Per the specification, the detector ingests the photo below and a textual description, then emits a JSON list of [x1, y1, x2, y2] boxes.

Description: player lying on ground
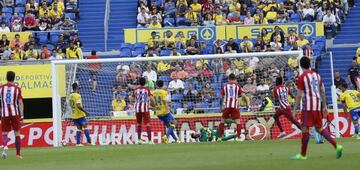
[[338, 82, 360, 139], [218, 73, 249, 142], [191, 120, 237, 142], [0, 71, 24, 159], [132, 77, 155, 144], [291, 57, 343, 160], [152, 80, 179, 143], [69, 83, 95, 146], [272, 76, 301, 138]]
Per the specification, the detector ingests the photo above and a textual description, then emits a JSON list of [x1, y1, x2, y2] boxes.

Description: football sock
[[146, 126, 152, 141], [236, 124, 242, 138], [137, 125, 142, 141], [76, 131, 81, 144], [301, 132, 310, 156], [167, 125, 177, 141], [15, 136, 21, 155], [320, 129, 337, 148], [2, 135, 8, 147], [274, 116, 284, 132], [84, 129, 91, 143], [218, 123, 225, 138]]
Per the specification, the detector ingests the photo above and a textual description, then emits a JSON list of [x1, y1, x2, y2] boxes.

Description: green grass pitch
[[1, 138, 359, 170]]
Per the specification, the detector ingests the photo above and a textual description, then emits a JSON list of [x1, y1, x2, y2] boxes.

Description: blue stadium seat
[[2, 8, 13, 14], [187, 101, 195, 109], [50, 32, 60, 44], [160, 50, 171, 56], [290, 13, 301, 22], [132, 50, 143, 57], [133, 42, 145, 50], [211, 83, 221, 90], [65, 13, 76, 20], [14, 7, 25, 14], [37, 32, 49, 44], [199, 102, 210, 113], [239, 15, 246, 21], [178, 49, 186, 55], [120, 43, 133, 51], [16, 0, 27, 6], [159, 75, 171, 82], [172, 93, 184, 101], [171, 102, 182, 110], [120, 48, 132, 58], [163, 17, 175, 27]]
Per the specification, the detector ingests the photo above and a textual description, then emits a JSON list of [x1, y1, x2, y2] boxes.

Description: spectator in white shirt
[[0, 22, 10, 33], [142, 63, 157, 83], [244, 12, 254, 25], [302, 3, 314, 21], [270, 37, 282, 51], [322, 9, 337, 38], [226, 63, 240, 77], [168, 77, 185, 92], [256, 79, 269, 92], [137, 8, 150, 28]]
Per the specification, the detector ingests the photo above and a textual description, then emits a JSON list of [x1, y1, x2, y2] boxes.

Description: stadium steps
[[333, 1, 360, 44], [107, 0, 137, 51], [318, 47, 357, 105], [78, 0, 105, 52]]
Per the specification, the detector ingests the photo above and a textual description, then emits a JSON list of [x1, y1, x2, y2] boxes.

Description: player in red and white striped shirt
[[0, 71, 24, 159], [218, 73, 248, 141], [291, 57, 342, 160], [131, 77, 154, 144], [272, 77, 301, 138]]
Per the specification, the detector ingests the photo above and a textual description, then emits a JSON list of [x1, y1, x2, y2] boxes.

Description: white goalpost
[[51, 51, 340, 147]]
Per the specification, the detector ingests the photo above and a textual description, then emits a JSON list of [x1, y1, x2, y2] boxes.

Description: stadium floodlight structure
[[51, 51, 339, 147]]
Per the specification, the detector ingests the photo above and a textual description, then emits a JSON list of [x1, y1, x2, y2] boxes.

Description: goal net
[[51, 51, 306, 147]]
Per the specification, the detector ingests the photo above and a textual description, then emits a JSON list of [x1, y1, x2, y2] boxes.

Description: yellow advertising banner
[[0, 64, 65, 99], [124, 22, 324, 43], [1, 32, 32, 44]]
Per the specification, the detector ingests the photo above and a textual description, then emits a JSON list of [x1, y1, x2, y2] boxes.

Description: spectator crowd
[[0, 0, 83, 60], [136, 0, 350, 38]]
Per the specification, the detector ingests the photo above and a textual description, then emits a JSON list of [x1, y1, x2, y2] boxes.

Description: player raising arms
[[69, 83, 94, 146], [291, 57, 343, 160], [273, 77, 301, 138], [152, 80, 178, 143], [218, 73, 249, 142], [338, 82, 360, 139], [0, 71, 24, 159], [132, 77, 155, 144]]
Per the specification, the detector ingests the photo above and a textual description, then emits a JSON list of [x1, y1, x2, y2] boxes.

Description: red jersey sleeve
[[238, 85, 244, 96], [272, 87, 278, 98], [297, 75, 305, 91]]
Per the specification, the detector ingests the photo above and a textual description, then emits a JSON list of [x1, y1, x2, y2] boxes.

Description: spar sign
[[0, 113, 355, 147]]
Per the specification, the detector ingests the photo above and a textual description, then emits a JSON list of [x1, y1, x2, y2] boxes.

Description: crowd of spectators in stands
[[137, 0, 350, 39], [111, 53, 300, 113], [0, 0, 83, 60]]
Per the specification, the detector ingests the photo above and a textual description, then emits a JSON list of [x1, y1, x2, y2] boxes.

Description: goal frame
[[51, 51, 338, 147]]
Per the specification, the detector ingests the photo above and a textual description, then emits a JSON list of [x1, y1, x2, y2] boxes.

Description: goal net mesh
[[55, 52, 304, 146]]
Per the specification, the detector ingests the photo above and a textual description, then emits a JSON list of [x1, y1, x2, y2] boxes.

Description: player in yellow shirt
[[69, 83, 95, 146], [152, 80, 179, 143], [338, 83, 360, 139]]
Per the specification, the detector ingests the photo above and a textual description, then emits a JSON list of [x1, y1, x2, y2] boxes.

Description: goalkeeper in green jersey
[[190, 119, 236, 142]]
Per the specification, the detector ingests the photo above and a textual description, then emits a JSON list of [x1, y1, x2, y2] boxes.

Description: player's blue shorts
[[349, 107, 360, 121], [157, 113, 175, 125], [73, 117, 88, 126]]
